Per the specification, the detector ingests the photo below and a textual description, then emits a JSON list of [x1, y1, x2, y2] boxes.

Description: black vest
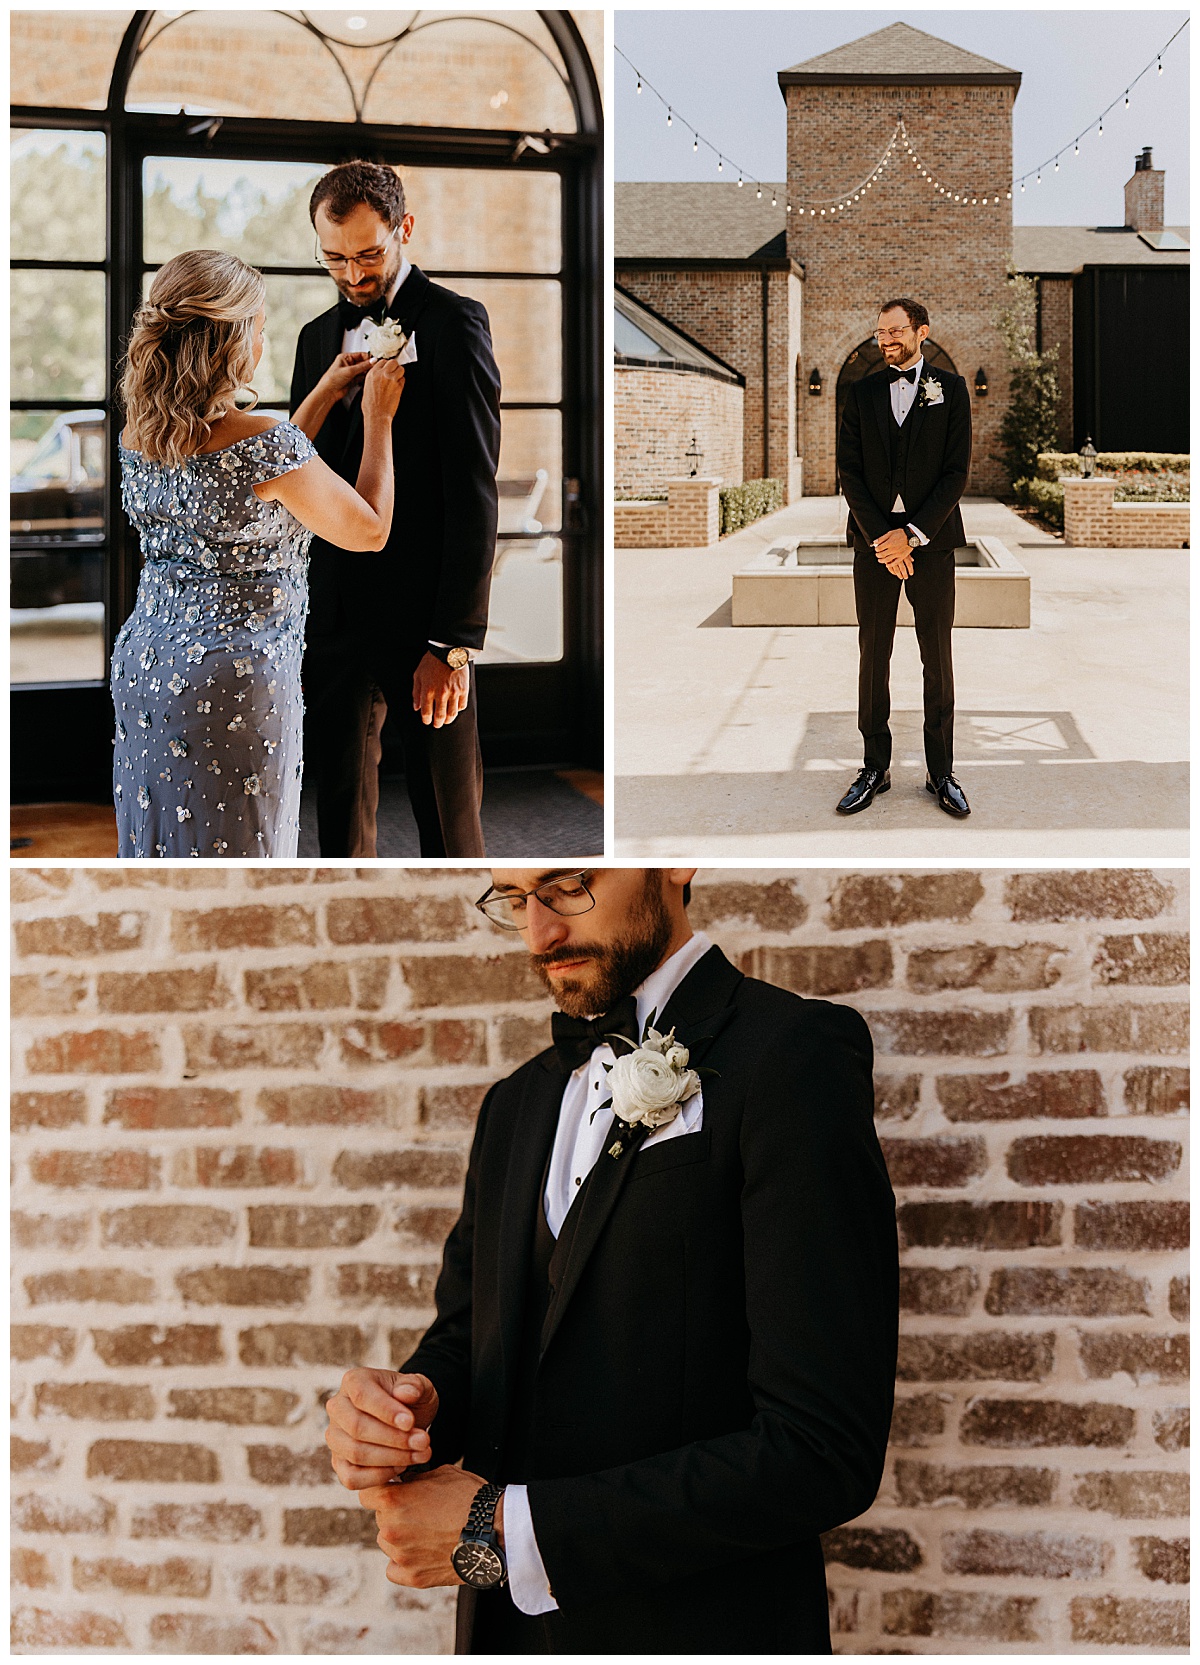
[[887, 395, 914, 505]]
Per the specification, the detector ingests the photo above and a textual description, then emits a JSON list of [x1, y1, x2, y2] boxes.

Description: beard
[[531, 873, 675, 1019]]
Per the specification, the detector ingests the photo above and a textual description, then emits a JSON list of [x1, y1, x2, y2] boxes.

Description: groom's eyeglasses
[[875, 328, 911, 342], [475, 871, 597, 932], [315, 226, 400, 274]]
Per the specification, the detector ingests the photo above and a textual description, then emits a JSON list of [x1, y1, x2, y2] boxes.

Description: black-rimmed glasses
[[475, 871, 597, 932], [314, 225, 400, 274]]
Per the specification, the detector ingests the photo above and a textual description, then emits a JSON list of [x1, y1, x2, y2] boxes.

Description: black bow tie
[[337, 294, 396, 330], [550, 994, 640, 1073], [889, 365, 919, 384]]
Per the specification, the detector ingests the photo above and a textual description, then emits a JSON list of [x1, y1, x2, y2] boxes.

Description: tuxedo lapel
[[906, 362, 932, 455], [538, 946, 745, 1358], [871, 372, 892, 450]]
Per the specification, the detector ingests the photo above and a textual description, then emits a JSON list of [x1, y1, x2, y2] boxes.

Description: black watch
[[451, 1481, 508, 1589], [428, 643, 471, 669]]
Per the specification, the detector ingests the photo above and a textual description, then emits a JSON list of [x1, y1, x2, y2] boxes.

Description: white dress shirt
[[504, 930, 715, 1615], [339, 254, 411, 365], [887, 352, 929, 544]]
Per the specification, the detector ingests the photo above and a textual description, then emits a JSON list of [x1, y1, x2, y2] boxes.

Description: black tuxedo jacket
[[838, 366, 972, 553], [289, 267, 502, 658], [405, 945, 899, 1653]]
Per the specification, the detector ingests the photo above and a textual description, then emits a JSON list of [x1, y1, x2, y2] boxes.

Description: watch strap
[[462, 1480, 504, 1542]]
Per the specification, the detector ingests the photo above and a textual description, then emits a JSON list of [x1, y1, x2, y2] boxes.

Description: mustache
[[530, 943, 608, 973]]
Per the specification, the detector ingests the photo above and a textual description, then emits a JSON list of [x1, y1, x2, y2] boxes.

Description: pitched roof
[[614, 289, 743, 382], [1013, 223, 1190, 272], [779, 22, 1020, 87]]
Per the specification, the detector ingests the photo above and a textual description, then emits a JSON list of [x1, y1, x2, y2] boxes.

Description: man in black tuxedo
[[291, 161, 501, 857], [324, 868, 899, 1654], [836, 297, 972, 819]]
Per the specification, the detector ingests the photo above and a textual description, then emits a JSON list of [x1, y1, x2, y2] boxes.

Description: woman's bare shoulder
[[199, 410, 283, 452]]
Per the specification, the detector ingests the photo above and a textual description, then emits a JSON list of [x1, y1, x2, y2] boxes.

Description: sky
[[613, 10, 1190, 225]]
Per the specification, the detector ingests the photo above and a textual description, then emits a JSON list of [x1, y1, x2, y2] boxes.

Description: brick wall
[[1063, 479, 1192, 548], [11, 866, 1189, 1655], [613, 500, 669, 549], [1038, 278, 1075, 453], [614, 365, 744, 495]]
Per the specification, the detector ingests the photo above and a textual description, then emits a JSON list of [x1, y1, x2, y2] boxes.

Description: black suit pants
[[303, 644, 485, 858], [853, 546, 955, 780]]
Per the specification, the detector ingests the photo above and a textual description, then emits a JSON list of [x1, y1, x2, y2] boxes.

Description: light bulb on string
[[1098, 120, 1103, 134], [717, 157, 722, 172], [636, 77, 642, 93], [737, 174, 743, 187], [1125, 91, 1130, 106], [1054, 158, 1059, 171], [1074, 141, 1079, 154], [756, 187, 762, 199], [1158, 56, 1162, 72], [693, 137, 698, 152], [666, 109, 672, 126]]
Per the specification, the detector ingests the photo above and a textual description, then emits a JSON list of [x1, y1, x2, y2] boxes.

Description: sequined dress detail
[[111, 421, 317, 857]]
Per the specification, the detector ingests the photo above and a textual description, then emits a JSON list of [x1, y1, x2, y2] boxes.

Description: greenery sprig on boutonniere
[[593, 1011, 719, 1159]]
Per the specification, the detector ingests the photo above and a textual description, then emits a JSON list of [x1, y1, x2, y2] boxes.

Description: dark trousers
[[853, 545, 955, 780], [461, 1587, 552, 1654], [303, 644, 485, 857]]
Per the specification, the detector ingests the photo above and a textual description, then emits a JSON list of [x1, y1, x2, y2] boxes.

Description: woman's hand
[[317, 351, 372, 398], [362, 358, 406, 425]]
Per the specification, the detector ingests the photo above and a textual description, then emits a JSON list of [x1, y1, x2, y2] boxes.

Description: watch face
[[447, 647, 470, 669], [452, 1539, 504, 1589]]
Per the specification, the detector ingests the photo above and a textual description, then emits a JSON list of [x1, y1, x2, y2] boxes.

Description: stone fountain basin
[[731, 536, 1030, 627]]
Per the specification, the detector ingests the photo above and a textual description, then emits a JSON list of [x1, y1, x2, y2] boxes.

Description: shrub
[[993, 274, 1060, 487], [1013, 476, 1064, 530], [1037, 450, 1190, 481], [719, 478, 784, 537]]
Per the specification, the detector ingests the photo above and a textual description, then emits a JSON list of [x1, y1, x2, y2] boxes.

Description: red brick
[[338, 1019, 425, 1065], [332, 1148, 466, 1189], [899, 1200, 1061, 1250], [12, 1547, 55, 1589], [87, 872, 225, 891], [12, 1210, 89, 1249], [497, 1014, 551, 1063], [103, 1087, 238, 1129], [1070, 1595, 1188, 1647], [689, 878, 808, 931], [1133, 1537, 1189, 1585], [907, 942, 1065, 993], [1153, 1408, 1189, 1452], [29, 1148, 160, 1189], [171, 904, 315, 951], [149, 1613, 279, 1652], [168, 1387, 301, 1426], [237, 1325, 369, 1368], [1005, 870, 1173, 923], [740, 941, 893, 997], [394, 1206, 458, 1248], [11, 972, 88, 1015], [398, 952, 547, 1006], [894, 1459, 1055, 1509], [419, 1082, 492, 1131], [36, 1382, 155, 1421], [25, 1267, 154, 1305], [131, 1501, 263, 1542], [14, 911, 147, 956], [1124, 1065, 1189, 1116], [13, 1492, 116, 1534], [888, 1394, 946, 1447], [326, 895, 467, 944], [389, 1327, 428, 1368], [98, 967, 229, 1014], [874, 1074, 920, 1120], [100, 1205, 236, 1249], [960, 1399, 1134, 1449], [943, 1528, 1108, 1578], [1093, 932, 1188, 986], [192, 1147, 300, 1188], [11, 1607, 130, 1649], [248, 1204, 380, 1248], [229, 1563, 357, 1604], [183, 1024, 323, 1071], [176, 1266, 310, 1308], [246, 1445, 333, 1486], [898, 1333, 1054, 1383], [12, 1089, 88, 1130], [282, 1507, 379, 1548], [26, 1027, 161, 1074], [821, 1525, 922, 1571], [937, 1069, 1103, 1121], [88, 1439, 219, 1483], [1075, 1200, 1188, 1251], [1007, 1134, 1181, 1186], [432, 1019, 488, 1064], [1169, 1276, 1188, 1321], [244, 961, 351, 1011], [335, 1263, 439, 1306], [1079, 1332, 1188, 1383], [12, 1435, 59, 1473], [91, 1325, 224, 1368], [73, 1556, 211, 1597], [985, 1266, 1149, 1317], [881, 1136, 986, 1188], [1029, 1002, 1188, 1054], [828, 873, 983, 928], [866, 1008, 1010, 1056], [882, 1590, 1039, 1641], [899, 1267, 978, 1315], [257, 1086, 391, 1127], [10, 869, 73, 900], [12, 1324, 76, 1363]]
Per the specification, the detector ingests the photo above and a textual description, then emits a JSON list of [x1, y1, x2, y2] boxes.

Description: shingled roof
[[778, 22, 1021, 88]]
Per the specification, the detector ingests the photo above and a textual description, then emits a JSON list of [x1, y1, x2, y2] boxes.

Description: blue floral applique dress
[[111, 420, 318, 857]]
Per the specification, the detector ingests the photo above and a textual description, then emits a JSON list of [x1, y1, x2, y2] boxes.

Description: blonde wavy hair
[[120, 249, 266, 467]]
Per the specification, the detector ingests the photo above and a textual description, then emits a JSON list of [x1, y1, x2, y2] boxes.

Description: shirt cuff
[[503, 1484, 559, 1615], [906, 522, 929, 546]]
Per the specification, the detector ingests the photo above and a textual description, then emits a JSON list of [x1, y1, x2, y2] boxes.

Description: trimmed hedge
[[1013, 476, 1065, 530], [719, 477, 784, 537], [1036, 450, 1190, 480]]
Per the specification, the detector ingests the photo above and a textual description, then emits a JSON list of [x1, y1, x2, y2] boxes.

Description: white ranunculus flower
[[609, 1045, 701, 1129], [364, 318, 408, 360]]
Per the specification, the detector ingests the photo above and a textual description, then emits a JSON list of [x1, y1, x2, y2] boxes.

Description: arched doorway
[[834, 336, 958, 485]]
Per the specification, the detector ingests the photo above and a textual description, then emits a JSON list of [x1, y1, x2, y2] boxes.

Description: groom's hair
[[310, 161, 407, 229], [878, 296, 929, 331]]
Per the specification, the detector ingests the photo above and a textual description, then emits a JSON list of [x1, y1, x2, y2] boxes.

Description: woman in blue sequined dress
[[112, 249, 405, 857]]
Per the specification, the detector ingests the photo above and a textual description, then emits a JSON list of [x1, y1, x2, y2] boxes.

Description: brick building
[[616, 21, 1190, 503], [10, 864, 1189, 1655]]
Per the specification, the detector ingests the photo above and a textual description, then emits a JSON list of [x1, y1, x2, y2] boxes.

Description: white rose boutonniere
[[596, 1011, 715, 1159], [919, 376, 944, 407], [363, 319, 418, 364]]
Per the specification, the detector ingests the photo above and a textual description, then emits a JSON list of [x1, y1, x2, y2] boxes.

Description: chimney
[[1124, 146, 1165, 231]]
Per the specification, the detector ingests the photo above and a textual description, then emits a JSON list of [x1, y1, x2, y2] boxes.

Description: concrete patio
[[615, 496, 1188, 857]]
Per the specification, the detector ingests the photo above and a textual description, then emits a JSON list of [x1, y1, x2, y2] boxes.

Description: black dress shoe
[[926, 774, 971, 817], [836, 767, 891, 815]]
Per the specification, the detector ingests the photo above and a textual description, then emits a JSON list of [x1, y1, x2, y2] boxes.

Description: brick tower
[[781, 21, 1020, 494]]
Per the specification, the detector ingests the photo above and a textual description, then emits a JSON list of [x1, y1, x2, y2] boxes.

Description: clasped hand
[[872, 525, 914, 579], [325, 1367, 492, 1588]]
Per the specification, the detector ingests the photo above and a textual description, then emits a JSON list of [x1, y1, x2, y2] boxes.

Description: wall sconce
[[1080, 437, 1097, 478], [808, 367, 823, 396], [974, 367, 989, 397]]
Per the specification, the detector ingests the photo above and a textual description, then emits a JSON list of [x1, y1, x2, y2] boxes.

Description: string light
[[666, 108, 672, 126]]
